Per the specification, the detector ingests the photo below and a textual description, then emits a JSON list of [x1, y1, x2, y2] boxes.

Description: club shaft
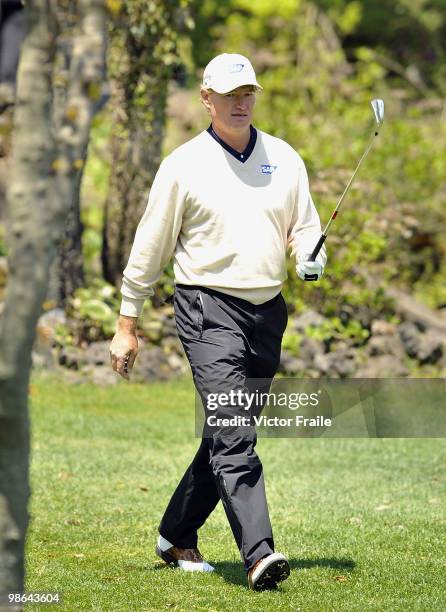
[[308, 99, 384, 264], [322, 128, 379, 237]]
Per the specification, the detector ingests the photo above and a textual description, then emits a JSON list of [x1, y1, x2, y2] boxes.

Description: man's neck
[[211, 123, 251, 153]]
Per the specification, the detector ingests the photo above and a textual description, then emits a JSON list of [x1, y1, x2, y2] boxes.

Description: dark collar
[[206, 124, 257, 163]]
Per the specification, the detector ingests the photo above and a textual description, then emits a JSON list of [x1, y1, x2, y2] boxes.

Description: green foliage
[[282, 331, 303, 355], [333, 1, 362, 35], [188, 0, 232, 66], [306, 317, 370, 344], [0, 226, 6, 257], [414, 268, 446, 310], [110, 0, 194, 119], [237, 0, 301, 19], [314, 0, 446, 94], [66, 279, 120, 342], [280, 101, 446, 314], [54, 322, 75, 348], [81, 112, 112, 277]]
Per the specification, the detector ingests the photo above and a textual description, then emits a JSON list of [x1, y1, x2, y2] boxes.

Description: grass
[[25, 373, 446, 611]]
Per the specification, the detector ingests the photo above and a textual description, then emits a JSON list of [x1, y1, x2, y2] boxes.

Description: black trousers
[[158, 284, 288, 571]]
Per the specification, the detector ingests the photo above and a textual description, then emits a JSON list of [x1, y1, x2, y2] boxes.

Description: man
[[110, 53, 326, 590]]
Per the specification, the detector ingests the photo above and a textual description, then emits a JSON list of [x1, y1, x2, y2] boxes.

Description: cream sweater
[[120, 127, 326, 317]]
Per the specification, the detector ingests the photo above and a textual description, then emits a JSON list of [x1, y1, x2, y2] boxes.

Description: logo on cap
[[228, 63, 244, 73]]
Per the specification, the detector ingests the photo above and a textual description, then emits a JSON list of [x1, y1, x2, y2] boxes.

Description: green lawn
[[26, 373, 446, 611]]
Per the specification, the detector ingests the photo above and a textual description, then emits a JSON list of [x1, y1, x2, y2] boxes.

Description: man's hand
[[297, 254, 324, 281], [110, 315, 139, 380]]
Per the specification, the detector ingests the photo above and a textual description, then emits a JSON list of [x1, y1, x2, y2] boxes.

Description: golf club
[[304, 98, 385, 280]]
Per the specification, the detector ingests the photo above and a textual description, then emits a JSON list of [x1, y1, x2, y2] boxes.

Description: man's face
[[201, 85, 256, 132]]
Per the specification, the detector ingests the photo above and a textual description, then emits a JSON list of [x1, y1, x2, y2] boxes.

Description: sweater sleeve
[[288, 157, 327, 268], [119, 158, 186, 317]]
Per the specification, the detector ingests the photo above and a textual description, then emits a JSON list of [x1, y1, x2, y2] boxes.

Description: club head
[[371, 99, 385, 125]]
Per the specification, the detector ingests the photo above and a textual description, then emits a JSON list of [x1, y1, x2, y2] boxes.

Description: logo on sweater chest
[[260, 164, 278, 174]]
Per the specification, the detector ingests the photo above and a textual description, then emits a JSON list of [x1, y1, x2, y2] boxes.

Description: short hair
[[200, 84, 259, 94]]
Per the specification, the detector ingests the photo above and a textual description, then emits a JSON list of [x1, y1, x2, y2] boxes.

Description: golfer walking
[[110, 53, 326, 590]]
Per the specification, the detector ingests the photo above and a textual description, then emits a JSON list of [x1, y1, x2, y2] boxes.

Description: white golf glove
[[297, 253, 324, 281]]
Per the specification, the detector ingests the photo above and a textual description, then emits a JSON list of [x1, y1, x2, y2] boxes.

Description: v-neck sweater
[[120, 127, 326, 317], [206, 124, 257, 163]]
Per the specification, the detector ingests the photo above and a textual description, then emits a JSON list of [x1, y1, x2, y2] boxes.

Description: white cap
[[202, 53, 263, 94]]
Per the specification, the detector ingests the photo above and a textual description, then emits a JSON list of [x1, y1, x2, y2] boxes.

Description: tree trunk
[[46, 26, 86, 308], [0, 0, 107, 605], [46, 2, 110, 308], [58, 149, 87, 305], [102, 79, 167, 288], [101, 0, 190, 290], [0, 1, 58, 604]]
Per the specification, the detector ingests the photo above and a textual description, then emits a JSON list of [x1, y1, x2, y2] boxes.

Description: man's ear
[[200, 89, 212, 112]]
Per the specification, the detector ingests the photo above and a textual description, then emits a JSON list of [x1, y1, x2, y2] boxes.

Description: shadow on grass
[[200, 556, 355, 588], [151, 557, 355, 590], [152, 560, 247, 587], [291, 557, 356, 571]]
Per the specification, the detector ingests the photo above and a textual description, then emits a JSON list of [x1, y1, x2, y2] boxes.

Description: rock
[[58, 345, 85, 370], [338, 305, 371, 330], [32, 344, 58, 371], [143, 319, 164, 343], [162, 316, 178, 337], [33, 308, 67, 370], [416, 330, 443, 364], [292, 310, 326, 332], [312, 353, 332, 374], [439, 344, 446, 368], [38, 307, 67, 326], [132, 346, 172, 382], [398, 322, 421, 358], [278, 350, 306, 375], [166, 352, 188, 374], [358, 272, 446, 333], [31, 349, 55, 371], [36, 308, 67, 343], [350, 305, 373, 329], [90, 366, 119, 387], [54, 336, 188, 384], [313, 349, 356, 377], [339, 304, 355, 324], [84, 340, 112, 366], [371, 320, 397, 336], [161, 335, 185, 356], [299, 336, 325, 361], [280, 334, 326, 374], [398, 322, 443, 364], [387, 286, 446, 333], [330, 340, 351, 353], [355, 355, 409, 378], [367, 334, 406, 359]]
